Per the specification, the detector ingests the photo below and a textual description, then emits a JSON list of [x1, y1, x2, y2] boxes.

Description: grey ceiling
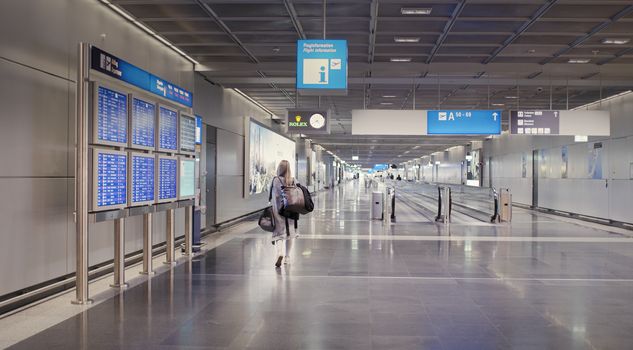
[[111, 0, 633, 166]]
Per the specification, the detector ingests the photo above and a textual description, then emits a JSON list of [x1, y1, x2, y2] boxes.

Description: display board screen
[[130, 97, 156, 149], [94, 151, 127, 209], [130, 154, 155, 205], [158, 106, 178, 152], [179, 158, 196, 199], [195, 115, 203, 145], [180, 114, 196, 154], [247, 120, 296, 196], [158, 157, 177, 201], [96, 85, 127, 145]]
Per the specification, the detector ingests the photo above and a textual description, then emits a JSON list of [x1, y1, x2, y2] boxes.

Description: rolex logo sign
[[287, 110, 329, 135]]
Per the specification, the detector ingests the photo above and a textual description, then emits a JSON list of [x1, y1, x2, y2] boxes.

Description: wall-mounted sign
[[373, 164, 389, 171], [296, 40, 348, 95], [510, 110, 560, 135], [427, 110, 501, 135], [91, 46, 192, 107], [286, 110, 330, 134]]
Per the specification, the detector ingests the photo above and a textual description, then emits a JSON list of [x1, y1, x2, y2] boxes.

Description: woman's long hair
[[276, 160, 292, 185]]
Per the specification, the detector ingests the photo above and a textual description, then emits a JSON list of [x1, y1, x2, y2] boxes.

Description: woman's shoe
[[275, 255, 283, 268]]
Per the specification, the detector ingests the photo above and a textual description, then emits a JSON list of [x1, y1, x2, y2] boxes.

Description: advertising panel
[[246, 119, 296, 196], [588, 142, 603, 179]]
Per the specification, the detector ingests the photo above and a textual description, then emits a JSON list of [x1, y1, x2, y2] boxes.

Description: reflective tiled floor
[[8, 181, 633, 349]]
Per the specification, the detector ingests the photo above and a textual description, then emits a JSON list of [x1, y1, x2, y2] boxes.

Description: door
[[205, 133, 217, 226], [532, 150, 538, 208]]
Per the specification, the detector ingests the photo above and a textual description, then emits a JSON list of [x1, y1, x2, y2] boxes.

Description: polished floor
[[8, 180, 633, 349]]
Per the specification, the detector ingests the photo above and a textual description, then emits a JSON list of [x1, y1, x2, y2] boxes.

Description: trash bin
[[499, 188, 512, 222], [371, 191, 383, 220]]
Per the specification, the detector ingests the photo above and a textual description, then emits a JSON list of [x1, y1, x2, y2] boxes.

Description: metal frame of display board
[[73, 43, 197, 305]]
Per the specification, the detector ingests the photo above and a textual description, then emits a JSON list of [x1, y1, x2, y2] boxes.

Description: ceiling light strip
[[233, 88, 277, 117], [99, 0, 199, 65], [571, 90, 632, 111]]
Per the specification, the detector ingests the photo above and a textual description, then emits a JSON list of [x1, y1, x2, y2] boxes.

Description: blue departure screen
[[159, 107, 178, 151], [158, 158, 177, 200], [131, 155, 155, 203], [96, 152, 127, 207], [180, 115, 196, 153], [97, 86, 127, 144], [131, 98, 155, 148]]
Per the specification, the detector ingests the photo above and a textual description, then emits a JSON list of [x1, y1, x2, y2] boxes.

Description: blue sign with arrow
[[427, 110, 501, 135]]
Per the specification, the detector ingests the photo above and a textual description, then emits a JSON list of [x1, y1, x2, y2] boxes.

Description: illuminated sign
[[427, 110, 501, 135], [286, 110, 329, 134], [296, 40, 348, 95]]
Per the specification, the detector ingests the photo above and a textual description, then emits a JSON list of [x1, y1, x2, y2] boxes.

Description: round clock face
[[310, 113, 325, 129]]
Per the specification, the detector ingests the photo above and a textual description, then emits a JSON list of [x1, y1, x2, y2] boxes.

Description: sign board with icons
[[510, 110, 560, 135], [427, 110, 501, 135], [286, 109, 330, 134], [296, 40, 348, 95]]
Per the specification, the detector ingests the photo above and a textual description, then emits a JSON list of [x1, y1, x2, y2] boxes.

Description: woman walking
[[270, 160, 299, 267]]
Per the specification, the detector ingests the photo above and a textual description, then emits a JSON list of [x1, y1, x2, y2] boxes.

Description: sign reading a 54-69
[[296, 40, 348, 96]]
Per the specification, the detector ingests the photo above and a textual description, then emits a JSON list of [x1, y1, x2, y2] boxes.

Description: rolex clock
[[309, 113, 326, 129]]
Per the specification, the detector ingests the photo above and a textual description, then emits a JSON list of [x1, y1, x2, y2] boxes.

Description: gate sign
[[296, 40, 348, 95], [427, 110, 501, 135], [510, 110, 560, 135], [287, 110, 330, 134]]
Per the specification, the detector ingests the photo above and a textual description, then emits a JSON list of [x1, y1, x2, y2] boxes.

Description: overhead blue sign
[[91, 46, 192, 107], [195, 115, 203, 144], [373, 164, 389, 171], [296, 40, 347, 93], [427, 110, 501, 135]]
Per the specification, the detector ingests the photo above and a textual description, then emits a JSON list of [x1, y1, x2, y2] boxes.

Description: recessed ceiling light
[[352, 156, 359, 161], [568, 58, 590, 64], [601, 38, 630, 45], [394, 36, 421, 43], [505, 96, 518, 99], [382, 95, 397, 98], [380, 102, 394, 105], [401, 7, 432, 15], [492, 103, 505, 106], [390, 58, 412, 62]]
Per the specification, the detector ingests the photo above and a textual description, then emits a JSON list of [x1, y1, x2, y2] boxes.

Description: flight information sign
[[374, 164, 389, 171], [510, 110, 560, 135], [130, 154, 155, 205], [296, 40, 348, 95], [179, 114, 196, 154], [427, 110, 501, 135], [130, 97, 156, 149], [195, 115, 203, 145], [158, 157, 177, 202], [95, 85, 127, 145], [158, 106, 178, 152], [179, 158, 196, 199], [94, 150, 127, 210]]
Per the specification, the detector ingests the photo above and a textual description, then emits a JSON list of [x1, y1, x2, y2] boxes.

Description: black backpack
[[296, 183, 314, 214]]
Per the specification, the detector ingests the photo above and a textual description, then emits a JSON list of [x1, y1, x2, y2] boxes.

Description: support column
[[110, 218, 128, 288], [140, 212, 154, 275]]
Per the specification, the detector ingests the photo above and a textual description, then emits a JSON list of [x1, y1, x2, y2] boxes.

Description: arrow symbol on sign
[[492, 112, 498, 121]]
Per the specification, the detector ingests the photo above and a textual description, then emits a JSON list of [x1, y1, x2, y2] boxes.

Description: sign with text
[[91, 46, 192, 107], [296, 40, 347, 95], [510, 110, 560, 135], [427, 110, 501, 135], [287, 110, 330, 134]]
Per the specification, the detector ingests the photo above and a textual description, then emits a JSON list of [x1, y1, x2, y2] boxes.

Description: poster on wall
[[588, 142, 603, 179], [561, 146, 568, 179], [521, 153, 527, 178], [246, 119, 296, 196]]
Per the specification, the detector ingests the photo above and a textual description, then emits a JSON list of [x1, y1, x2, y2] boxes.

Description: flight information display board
[[158, 106, 178, 152], [178, 157, 196, 200], [129, 153, 155, 206], [94, 85, 128, 146], [157, 156, 178, 202], [92, 149, 127, 211], [130, 97, 156, 150], [179, 113, 196, 154]]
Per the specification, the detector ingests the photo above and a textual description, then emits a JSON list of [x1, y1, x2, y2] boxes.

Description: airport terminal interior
[[1, 0, 633, 349]]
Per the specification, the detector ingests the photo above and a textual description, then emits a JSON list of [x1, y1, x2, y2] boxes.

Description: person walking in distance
[[270, 160, 299, 267]]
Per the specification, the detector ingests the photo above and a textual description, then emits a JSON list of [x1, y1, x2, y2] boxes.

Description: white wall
[[0, 0, 194, 296], [484, 92, 633, 223]]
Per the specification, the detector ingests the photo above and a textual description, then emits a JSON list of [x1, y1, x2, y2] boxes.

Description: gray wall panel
[[216, 175, 267, 223], [0, 178, 68, 296], [217, 129, 244, 177], [0, 59, 69, 177]]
